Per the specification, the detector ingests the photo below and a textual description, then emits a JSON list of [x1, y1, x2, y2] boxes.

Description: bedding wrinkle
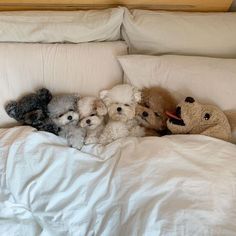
[[1, 127, 236, 235]]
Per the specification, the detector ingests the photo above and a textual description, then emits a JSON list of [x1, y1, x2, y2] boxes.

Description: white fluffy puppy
[[78, 96, 107, 144], [48, 94, 86, 150], [99, 84, 145, 145]]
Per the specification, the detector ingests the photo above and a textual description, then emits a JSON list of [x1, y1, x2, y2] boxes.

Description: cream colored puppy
[[79, 96, 107, 144], [99, 84, 145, 145]]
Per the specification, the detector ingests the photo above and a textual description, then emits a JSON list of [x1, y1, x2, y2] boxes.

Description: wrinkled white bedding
[[1, 126, 236, 236]]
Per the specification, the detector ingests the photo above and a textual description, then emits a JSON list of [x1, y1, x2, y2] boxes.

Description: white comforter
[[1, 126, 236, 236]]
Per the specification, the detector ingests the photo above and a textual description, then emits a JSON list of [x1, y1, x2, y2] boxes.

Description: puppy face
[[136, 87, 176, 131], [100, 84, 141, 122], [48, 95, 79, 126], [79, 97, 107, 130], [167, 97, 228, 134]]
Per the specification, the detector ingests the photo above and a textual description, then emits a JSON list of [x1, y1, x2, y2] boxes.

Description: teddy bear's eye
[[204, 113, 210, 120], [124, 104, 129, 107], [145, 104, 150, 109], [91, 114, 96, 116], [154, 112, 161, 117], [69, 109, 74, 112], [59, 114, 64, 118]]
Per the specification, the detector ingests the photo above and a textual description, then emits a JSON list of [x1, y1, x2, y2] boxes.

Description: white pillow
[[122, 9, 236, 58], [118, 54, 236, 111], [0, 8, 123, 43], [0, 41, 127, 127]]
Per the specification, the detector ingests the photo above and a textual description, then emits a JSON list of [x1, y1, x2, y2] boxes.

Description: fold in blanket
[[1, 126, 236, 235]]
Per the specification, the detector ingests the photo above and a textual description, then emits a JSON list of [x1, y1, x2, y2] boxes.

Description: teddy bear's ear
[[37, 88, 52, 104], [5, 101, 20, 120], [132, 86, 142, 103], [94, 99, 107, 116], [225, 111, 236, 130]]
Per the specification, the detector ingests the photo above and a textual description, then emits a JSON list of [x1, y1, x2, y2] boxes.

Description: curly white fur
[[99, 84, 145, 145], [78, 96, 107, 144]]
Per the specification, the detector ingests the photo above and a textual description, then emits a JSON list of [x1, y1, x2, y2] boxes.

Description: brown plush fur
[[225, 111, 236, 131], [136, 87, 176, 135], [167, 97, 232, 142]]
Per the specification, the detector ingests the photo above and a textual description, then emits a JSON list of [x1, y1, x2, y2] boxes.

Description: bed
[[0, 6, 236, 236]]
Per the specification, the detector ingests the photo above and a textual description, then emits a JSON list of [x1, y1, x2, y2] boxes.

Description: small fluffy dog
[[48, 94, 86, 149], [99, 84, 145, 145], [78, 96, 107, 144], [136, 87, 176, 136], [5, 88, 59, 134]]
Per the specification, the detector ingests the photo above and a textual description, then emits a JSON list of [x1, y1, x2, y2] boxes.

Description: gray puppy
[[48, 94, 86, 150]]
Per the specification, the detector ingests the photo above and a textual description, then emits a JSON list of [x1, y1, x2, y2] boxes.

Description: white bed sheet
[[0, 127, 236, 236]]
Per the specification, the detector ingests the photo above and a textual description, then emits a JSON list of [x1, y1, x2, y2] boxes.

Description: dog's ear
[[132, 86, 142, 103], [72, 93, 80, 100], [99, 90, 108, 100], [69, 94, 80, 108], [37, 88, 52, 104], [5, 101, 20, 120], [94, 99, 107, 116], [99, 90, 111, 106]]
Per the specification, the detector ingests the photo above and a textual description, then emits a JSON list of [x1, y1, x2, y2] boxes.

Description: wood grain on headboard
[[0, 0, 233, 12]]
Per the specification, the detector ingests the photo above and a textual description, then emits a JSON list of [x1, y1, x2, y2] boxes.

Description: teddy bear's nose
[[185, 97, 195, 103], [86, 119, 91, 124], [142, 111, 148, 117], [67, 115, 73, 120], [117, 107, 122, 112]]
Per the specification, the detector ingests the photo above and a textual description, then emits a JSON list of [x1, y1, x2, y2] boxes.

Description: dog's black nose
[[117, 107, 122, 112], [185, 97, 195, 103], [142, 111, 148, 117], [176, 106, 181, 117], [86, 119, 91, 124], [67, 115, 73, 120]]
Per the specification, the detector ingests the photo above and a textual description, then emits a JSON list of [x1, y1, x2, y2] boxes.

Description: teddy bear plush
[[5, 88, 59, 135], [166, 96, 232, 142]]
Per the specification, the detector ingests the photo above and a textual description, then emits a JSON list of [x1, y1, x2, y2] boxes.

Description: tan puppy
[[136, 87, 176, 136], [79, 96, 107, 144], [166, 97, 232, 142]]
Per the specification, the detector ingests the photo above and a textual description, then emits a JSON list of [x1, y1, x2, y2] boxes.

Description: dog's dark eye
[[154, 112, 161, 117], [59, 114, 63, 118], [69, 109, 74, 112], [204, 113, 210, 120], [145, 104, 150, 109], [91, 114, 96, 116], [124, 104, 129, 107]]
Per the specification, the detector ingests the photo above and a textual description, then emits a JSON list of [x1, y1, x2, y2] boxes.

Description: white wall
[[230, 0, 236, 11]]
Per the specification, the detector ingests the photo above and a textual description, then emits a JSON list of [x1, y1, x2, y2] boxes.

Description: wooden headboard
[[0, 0, 233, 12]]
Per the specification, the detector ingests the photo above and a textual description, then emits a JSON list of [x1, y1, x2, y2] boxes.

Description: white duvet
[[0, 126, 236, 236]]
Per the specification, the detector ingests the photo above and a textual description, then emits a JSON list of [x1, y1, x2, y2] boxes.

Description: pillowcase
[[122, 9, 236, 58], [0, 8, 123, 43], [0, 41, 127, 127], [118, 54, 236, 111]]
